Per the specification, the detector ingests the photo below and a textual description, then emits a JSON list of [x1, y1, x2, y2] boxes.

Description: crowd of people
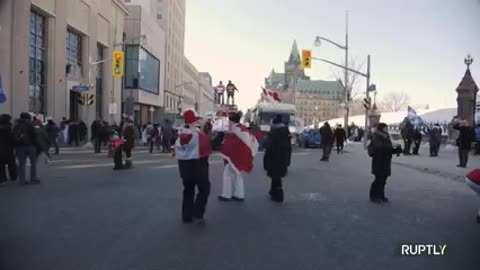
[[0, 112, 54, 184], [399, 116, 478, 168]]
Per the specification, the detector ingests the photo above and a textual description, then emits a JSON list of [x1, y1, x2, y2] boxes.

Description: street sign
[[71, 85, 89, 92], [367, 84, 376, 92]]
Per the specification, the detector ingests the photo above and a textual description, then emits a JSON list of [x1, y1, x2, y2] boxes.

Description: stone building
[[264, 40, 345, 126], [0, 0, 128, 124]]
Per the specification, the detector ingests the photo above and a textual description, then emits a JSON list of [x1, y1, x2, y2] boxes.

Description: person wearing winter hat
[[175, 109, 212, 224], [368, 122, 402, 203], [263, 114, 291, 202], [13, 112, 39, 185]]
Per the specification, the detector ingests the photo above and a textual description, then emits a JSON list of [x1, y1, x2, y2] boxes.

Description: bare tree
[[329, 57, 365, 101], [379, 92, 411, 112]]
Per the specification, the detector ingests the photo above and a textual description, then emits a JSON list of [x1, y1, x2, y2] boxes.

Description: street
[[0, 144, 479, 270]]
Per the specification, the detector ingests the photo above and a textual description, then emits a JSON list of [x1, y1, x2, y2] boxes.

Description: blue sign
[[0, 75, 6, 104], [71, 85, 89, 92]]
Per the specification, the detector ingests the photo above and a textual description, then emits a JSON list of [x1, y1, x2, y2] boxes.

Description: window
[[66, 30, 82, 72], [125, 45, 160, 94], [29, 10, 46, 114]]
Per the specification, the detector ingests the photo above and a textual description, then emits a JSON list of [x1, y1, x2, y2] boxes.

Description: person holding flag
[[174, 109, 212, 224], [217, 111, 259, 201]]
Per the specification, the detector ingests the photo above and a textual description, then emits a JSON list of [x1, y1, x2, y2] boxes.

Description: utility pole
[[344, 11, 349, 133], [363, 55, 371, 149]]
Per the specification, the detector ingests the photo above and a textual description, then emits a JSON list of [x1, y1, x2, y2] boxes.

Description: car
[[299, 129, 321, 148]]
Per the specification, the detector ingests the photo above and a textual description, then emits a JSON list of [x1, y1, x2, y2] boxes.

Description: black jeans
[[182, 159, 210, 221], [370, 175, 388, 200], [322, 145, 332, 160], [458, 147, 469, 167], [113, 146, 123, 169], [412, 141, 421, 155], [336, 142, 344, 154], [0, 155, 17, 182], [48, 136, 59, 154], [403, 139, 412, 154], [94, 137, 102, 153]]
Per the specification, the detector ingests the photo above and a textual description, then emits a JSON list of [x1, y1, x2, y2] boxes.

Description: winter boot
[[270, 188, 284, 203]]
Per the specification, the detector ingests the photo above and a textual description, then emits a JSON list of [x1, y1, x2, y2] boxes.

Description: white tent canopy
[[307, 108, 457, 128]]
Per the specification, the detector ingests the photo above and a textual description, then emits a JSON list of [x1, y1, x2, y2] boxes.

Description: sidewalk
[[392, 145, 478, 182]]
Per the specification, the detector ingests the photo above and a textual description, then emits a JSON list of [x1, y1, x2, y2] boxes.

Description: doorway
[[69, 91, 79, 121]]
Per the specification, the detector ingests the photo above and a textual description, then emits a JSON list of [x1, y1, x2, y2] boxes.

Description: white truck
[[247, 102, 300, 145]]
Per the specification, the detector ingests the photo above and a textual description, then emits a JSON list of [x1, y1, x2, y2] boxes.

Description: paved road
[[0, 145, 479, 270]]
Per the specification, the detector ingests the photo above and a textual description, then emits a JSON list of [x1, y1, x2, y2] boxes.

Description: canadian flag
[[261, 87, 281, 102], [221, 123, 259, 173], [466, 169, 480, 195], [174, 128, 212, 160]]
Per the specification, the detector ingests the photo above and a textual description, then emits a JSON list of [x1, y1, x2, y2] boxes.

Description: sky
[[184, 0, 480, 111]]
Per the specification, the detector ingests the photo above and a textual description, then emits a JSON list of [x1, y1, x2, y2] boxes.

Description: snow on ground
[[308, 108, 457, 128]]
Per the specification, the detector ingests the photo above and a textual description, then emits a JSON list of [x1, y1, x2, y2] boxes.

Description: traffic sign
[[72, 85, 89, 92]]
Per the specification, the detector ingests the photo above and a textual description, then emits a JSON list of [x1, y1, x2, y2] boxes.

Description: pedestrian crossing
[[44, 148, 316, 170]]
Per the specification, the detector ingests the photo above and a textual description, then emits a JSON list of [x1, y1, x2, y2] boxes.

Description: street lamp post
[[314, 11, 349, 134]]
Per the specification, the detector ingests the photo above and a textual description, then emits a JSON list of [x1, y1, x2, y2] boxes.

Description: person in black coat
[[334, 124, 347, 154], [424, 124, 442, 157], [400, 118, 414, 155], [0, 114, 17, 183], [453, 118, 475, 168], [319, 122, 334, 161], [263, 115, 292, 202], [412, 128, 422, 155], [46, 119, 60, 154], [13, 113, 40, 185], [368, 123, 402, 203]]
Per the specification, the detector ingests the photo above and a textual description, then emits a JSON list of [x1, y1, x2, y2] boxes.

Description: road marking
[[58, 160, 164, 169]]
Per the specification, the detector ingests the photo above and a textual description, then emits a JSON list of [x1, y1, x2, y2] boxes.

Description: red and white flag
[[261, 87, 281, 102], [174, 128, 211, 160], [221, 123, 259, 173], [466, 169, 480, 195]]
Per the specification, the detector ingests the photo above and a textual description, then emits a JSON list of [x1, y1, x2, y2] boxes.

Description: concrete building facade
[[264, 40, 345, 126], [182, 56, 199, 113], [154, 0, 186, 115], [0, 0, 128, 124], [198, 74, 214, 117], [122, 2, 166, 124]]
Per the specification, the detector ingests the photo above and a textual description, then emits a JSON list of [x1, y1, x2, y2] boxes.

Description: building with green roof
[[264, 41, 345, 125]]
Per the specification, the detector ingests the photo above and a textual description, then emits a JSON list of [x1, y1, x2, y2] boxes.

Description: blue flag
[[0, 75, 6, 104], [407, 106, 426, 129]]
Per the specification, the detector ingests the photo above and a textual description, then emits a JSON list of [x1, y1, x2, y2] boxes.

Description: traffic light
[[77, 93, 86, 105], [87, 94, 94, 106], [363, 97, 371, 110], [301, 49, 312, 69], [112, 51, 124, 77]]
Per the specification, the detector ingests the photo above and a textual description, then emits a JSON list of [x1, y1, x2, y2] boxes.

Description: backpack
[[14, 122, 30, 145]]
